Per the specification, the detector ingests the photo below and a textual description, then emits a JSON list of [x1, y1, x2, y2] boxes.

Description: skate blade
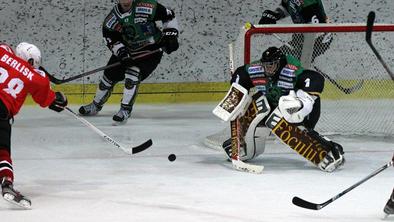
[[382, 213, 392, 220], [112, 120, 128, 126], [3, 193, 32, 210]]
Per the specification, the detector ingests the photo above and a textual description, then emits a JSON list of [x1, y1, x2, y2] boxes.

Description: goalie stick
[[227, 40, 264, 174], [292, 154, 394, 210], [366, 11, 394, 81], [45, 48, 163, 84], [230, 119, 264, 174], [64, 107, 152, 155]]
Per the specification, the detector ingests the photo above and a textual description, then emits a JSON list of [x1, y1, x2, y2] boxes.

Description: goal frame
[[243, 23, 394, 65]]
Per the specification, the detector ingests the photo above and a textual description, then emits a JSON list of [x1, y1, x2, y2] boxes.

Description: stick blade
[[366, 11, 375, 42], [131, 139, 153, 154], [231, 159, 264, 174], [292, 197, 320, 210]]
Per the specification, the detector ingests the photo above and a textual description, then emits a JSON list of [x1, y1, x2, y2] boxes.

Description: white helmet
[[16, 42, 41, 68]]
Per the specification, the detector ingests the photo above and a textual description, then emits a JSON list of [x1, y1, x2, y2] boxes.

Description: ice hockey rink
[[1, 104, 393, 222]]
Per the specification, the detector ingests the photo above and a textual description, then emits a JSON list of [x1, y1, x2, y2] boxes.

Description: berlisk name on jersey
[[0, 54, 35, 81]]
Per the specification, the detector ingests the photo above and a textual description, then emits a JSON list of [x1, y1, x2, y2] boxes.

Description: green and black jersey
[[280, 0, 327, 24], [102, 0, 175, 52], [242, 55, 324, 107]]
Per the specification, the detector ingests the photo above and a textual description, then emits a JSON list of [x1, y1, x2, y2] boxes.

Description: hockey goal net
[[205, 23, 394, 150]]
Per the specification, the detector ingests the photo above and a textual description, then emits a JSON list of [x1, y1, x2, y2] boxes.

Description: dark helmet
[[261, 47, 283, 76]]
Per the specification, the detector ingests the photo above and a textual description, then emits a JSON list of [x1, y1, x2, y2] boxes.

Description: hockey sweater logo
[[136, 7, 153, 14]]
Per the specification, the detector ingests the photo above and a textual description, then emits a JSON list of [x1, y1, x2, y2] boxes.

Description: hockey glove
[[49, 92, 68, 112], [258, 10, 281, 24], [279, 90, 315, 123], [278, 91, 303, 123], [117, 47, 134, 66], [161, 28, 179, 54]]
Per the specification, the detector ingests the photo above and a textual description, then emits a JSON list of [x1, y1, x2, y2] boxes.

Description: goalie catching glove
[[49, 92, 68, 112], [278, 90, 315, 123]]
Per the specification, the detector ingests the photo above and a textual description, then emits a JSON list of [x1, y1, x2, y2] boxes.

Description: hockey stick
[[230, 120, 264, 174], [272, 33, 295, 51], [314, 66, 364, 94], [292, 154, 394, 210], [64, 107, 152, 155], [46, 48, 163, 84], [232, 159, 264, 174], [366, 11, 394, 81]]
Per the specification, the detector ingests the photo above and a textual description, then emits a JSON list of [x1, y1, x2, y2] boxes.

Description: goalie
[[213, 46, 344, 172]]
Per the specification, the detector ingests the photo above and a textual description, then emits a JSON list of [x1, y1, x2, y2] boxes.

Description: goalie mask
[[16, 42, 41, 68], [261, 47, 283, 77]]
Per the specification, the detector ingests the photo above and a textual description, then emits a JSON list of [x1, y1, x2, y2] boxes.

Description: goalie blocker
[[213, 83, 271, 161]]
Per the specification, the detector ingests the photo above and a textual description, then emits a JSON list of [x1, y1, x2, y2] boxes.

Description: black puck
[[168, 154, 176, 162]]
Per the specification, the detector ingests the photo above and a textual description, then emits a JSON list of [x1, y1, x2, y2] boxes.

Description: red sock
[[0, 149, 13, 182]]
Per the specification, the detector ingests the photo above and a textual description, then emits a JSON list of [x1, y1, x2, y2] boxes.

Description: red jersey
[[0, 44, 56, 116]]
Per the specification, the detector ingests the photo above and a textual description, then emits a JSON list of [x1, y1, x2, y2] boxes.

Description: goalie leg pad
[[222, 95, 272, 161], [243, 96, 271, 160], [266, 107, 328, 166], [213, 83, 252, 122], [243, 126, 271, 160]]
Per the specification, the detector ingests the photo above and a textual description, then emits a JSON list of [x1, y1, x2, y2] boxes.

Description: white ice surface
[[1, 104, 393, 222]]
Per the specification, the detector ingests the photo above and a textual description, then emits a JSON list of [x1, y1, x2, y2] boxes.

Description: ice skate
[[1, 178, 31, 209], [383, 190, 394, 218], [79, 102, 102, 116], [112, 107, 131, 125]]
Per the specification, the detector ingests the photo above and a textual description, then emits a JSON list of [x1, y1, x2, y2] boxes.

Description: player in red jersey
[[0, 42, 67, 209]]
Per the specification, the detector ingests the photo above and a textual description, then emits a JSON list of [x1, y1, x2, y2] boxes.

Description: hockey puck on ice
[[168, 154, 176, 162]]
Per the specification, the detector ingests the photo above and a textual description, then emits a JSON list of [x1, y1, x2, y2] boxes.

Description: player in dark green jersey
[[259, 0, 328, 24], [215, 47, 344, 172], [258, 0, 332, 63], [79, 0, 179, 125]]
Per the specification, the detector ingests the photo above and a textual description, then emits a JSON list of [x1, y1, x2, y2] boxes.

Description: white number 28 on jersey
[[0, 67, 24, 98]]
